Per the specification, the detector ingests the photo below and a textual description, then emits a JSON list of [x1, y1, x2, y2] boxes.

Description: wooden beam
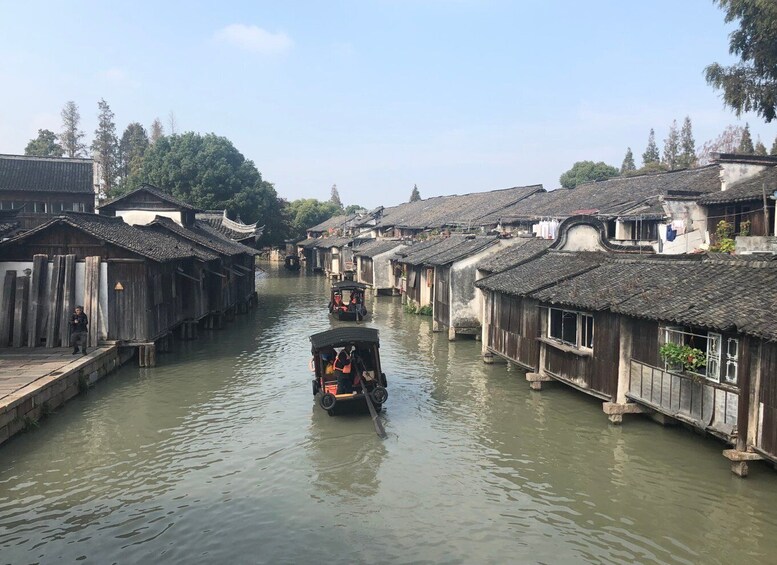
[[45, 256, 63, 347], [12, 276, 29, 347], [176, 268, 201, 282], [85, 256, 100, 348], [27, 255, 47, 348], [59, 254, 76, 348], [0, 271, 16, 347]]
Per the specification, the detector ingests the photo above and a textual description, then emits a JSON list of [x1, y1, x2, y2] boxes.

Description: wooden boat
[[284, 254, 301, 271], [328, 280, 369, 321], [310, 327, 388, 417]]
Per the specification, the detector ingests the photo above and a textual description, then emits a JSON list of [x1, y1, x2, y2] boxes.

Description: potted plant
[[659, 342, 707, 376]]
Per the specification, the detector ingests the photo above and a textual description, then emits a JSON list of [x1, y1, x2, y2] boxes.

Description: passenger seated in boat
[[320, 347, 336, 378], [334, 349, 354, 393]]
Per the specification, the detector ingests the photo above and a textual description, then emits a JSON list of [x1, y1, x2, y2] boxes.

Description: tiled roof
[[312, 236, 354, 249], [196, 210, 263, 241], [375, 185, 544, 230], [99, 184, 200, 211], [477, 238, 553, 273], [0, 222, 19, 239], [191, 220, 259, 256], [400, 236, 469, 266], [698, 166, 777, 205], [307, 214, 350, 233], [141, 218, 224, 261], [353, 239, 406, 258], [393, 237, 448, 259], [475, 251, 608, 296], [529, 254, 777, 341], [1, 213, 202, 262], [296, 237, 319, 248], [424, 236, 499, 266], [0, 154, 94, 194]]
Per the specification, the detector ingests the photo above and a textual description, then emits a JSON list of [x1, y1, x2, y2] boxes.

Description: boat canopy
[[310, 327, 379, 351], [331, 281, 368, 292]]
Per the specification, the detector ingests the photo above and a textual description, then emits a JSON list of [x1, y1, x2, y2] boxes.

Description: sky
[[1, 0, 775, 210]]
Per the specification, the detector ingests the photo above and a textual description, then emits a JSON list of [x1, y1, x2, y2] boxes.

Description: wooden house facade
[[354, 240, 406, 293]]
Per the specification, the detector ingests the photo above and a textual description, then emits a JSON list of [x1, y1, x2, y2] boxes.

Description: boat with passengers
[[328, 280, 369, 321], [310, 327, 388, 417]]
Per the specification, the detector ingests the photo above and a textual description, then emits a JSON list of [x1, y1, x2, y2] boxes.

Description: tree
[[133, 132, 281, 235], [24, 129, 63, 157], [620, 148, 636, 174], [409, 184, 421, 202], [344, 204, 365, 215], [168, 111, 178, 135], [286, 198, 341, 240], [739, 123, 755, 153], [663, 120, 680, 170], [150, 118, 164, 143], [116, 122, 150, 194], [559, 161, 620, 189], [60, 101, 86, 158], [329, 184, 343, 209], [642, 129, 660, 166], [678, 116, 697, 168], [755, 138, 768, 155], [705, 0, 777, 122], [91, 99, 119, 195], [771, 136, 777, 156], [697, 124, 744, 165]]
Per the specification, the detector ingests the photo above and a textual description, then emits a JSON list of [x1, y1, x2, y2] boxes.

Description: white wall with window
[[547, 307, 594, 350]]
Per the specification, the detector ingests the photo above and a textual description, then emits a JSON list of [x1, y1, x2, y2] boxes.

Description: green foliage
[[345, 204, 365, 215], [705, 0, 777, 122], [620, 148, 636, 174], [25, 129, 63, 157], [60, 100, 86, 158], [678, 116, 696, 168], [755, 139, 768, 155], [663, 120, 680, 169], [559, 161, 619, 189], [642, 128, 660, 165], [116, 122, 149, 195], [740, 219, 751, 236], [710, 219, 736, 253], [286, 198, 341, 240], [659, 342, 707, 372], [403, 302, 432, 316], [150, 118, 164, 143], [329, 184, 343, 209], [91, 99, 119, 194], [409, 184, 421, 202], [771, 136, 777, 156], [738, 123, 754, 153], [417, 304, 432, 316]]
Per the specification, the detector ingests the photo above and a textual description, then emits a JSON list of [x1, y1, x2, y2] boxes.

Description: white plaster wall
[[558, 224, 606, 252], [719, 163, 768, 191], [117, 209, 182, 226], [662, 230, 706, 254], [662, 200, 707, 234], [0, 261, 34, 282], [373, 245, 405, 290]]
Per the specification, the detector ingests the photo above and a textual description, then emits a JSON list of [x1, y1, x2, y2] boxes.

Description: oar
[[361, 381, 387, 438]]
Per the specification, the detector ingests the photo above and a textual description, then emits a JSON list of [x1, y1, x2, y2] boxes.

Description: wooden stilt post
[[59, 254, 76, 348], [0, 271, 16, 347], [85, 256, 100, 348], [45, 256, 64, 347], [27, 255, 47, 348], [12, 276, 30, 347]]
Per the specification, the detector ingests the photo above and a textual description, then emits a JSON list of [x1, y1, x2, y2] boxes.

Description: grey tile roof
[[142, 218, 227, 261], [99, 184, 200, 211], [400, 236, 468, 266], [424, 236, 499, 266], [375, 185, 544, 230], [0, 154, 94, 194], [296, 237, 319, 248], [191, 220, 259, 256], [196, 210, 263, 241], [393, 237, 447, 259], [477, 238, 553, 273], [529, 254, 777, 341], [312, 236, 354, 249], [353, 239, 406, 258], [1, 213, 202, 262], [475, 250, 608, 296], [698, 166, 777, 205], [307, 214, 350, 233]]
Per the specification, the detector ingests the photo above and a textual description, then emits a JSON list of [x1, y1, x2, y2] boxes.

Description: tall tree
[[755, 138, 768, 155], [409, 184, 421, 202], [116, 122, 150, 194], [150, 118, 164, 143], [642, 129, 660, 166], [705, 0, 777, 122], [771, 136, 777, 156], [697, 124, 744, 165], [620, 148, 636, 174], [91, 99, 119, 195], [286, 198, 341, 240], [678, 116, 697, 168], [739, 123, 755, 153], [60, 101, 86, 158], [663, 120, 680, 170], [559, 161, 619, 189], [168, 111, 178, 135], [329, 184, 343, 209], [24, 129, 64, 157]]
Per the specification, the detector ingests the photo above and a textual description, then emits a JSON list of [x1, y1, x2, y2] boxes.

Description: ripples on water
[[2, 265, 777, 564]]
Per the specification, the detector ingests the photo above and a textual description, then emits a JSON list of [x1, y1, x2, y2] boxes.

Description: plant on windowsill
[[659, 342, 707, 381], [709, 220, 736, 254]]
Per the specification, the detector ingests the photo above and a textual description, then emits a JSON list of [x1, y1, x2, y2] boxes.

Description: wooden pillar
[[12, 276, 30, 347], [736, 336, 752, 452], [45, 256, 64, 347], [84, 256, 100, 348], [0, 271, 16, 347], [138, 343, 157, 367], [27, 255, 47, 348], [59, 254, 76, 348]]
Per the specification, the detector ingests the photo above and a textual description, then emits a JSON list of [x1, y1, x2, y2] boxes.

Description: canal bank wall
[[0, 345, 134, 446]]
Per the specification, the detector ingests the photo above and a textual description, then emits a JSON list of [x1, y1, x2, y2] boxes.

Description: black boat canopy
[[331, 281, 368, 292], [310, 327, 379, 351]]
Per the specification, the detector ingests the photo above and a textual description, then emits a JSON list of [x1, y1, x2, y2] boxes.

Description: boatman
[[70, 305, 89, 355], [334, 350, 353, 393]]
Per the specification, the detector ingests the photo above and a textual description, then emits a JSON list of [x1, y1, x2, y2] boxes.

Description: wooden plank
[[0, 271, 17, 347], [45, 256, 64, 347], [12, 276, 30, 347], [27, 255, 47, 348], [59, 254, 76, 347], [85, 256, 100, 348]]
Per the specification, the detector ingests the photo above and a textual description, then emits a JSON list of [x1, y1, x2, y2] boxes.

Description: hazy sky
[[1, 0, 775, 209]]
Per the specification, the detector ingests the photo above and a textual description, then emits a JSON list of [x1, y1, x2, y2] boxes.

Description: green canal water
[[2, 265, 777, 564]]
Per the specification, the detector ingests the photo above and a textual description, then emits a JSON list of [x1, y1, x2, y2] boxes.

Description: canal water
[[2, 266, 777, 564]]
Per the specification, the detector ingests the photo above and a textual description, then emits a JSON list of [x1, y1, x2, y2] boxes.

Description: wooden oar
[[361, 382, 387, 438]]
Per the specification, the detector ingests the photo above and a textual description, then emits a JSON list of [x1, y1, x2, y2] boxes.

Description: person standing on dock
[[70, 305, 89, 355]]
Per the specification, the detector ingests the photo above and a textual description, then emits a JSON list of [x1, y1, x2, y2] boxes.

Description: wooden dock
[[0, 346, 131, 446]]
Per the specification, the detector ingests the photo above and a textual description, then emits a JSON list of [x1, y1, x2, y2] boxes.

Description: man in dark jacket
[[70, 305, 88, 355]]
